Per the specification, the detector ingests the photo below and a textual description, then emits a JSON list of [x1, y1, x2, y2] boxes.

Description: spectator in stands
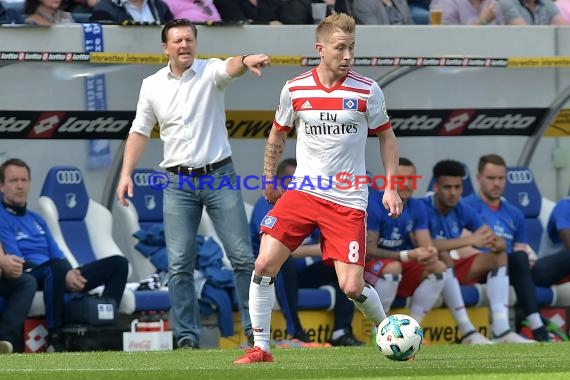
[[351, 0, 415, 24], [311, 1, 352, 23], [365, 158, 446, 327], [163, 0, 221, 23], [430, 0, 505, 24], [214, 0, 313, 24], [0, 158, 129, 352], [407, 0, 430, 24], [314, 0, 351, 16], [116, 19, 269, 350], [498, 0, 568, 24], [61, 0, 101, 23], [62, 0, 99, 15], [0, 243, 37, 354], [250, 158, 362, 346], [464, 154, 551, 341], [24, 0, 75, 25], [0, 1, 25, 24], [90, 0, 173, 24], [535, 197, 570, 286], [424, 159, 533, 343], [556, 0, 570, 21], [213, 0, 256, 22], [257, 0, 313, 24]]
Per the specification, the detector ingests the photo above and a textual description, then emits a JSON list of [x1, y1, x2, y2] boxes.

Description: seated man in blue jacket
[[424, 159, 532, 343], [0, 242, 37, 354], [0, 158, 129, 352], [536, 197, 570, 285], [250, 158, 361, 346], [464, 154, 552, 341]]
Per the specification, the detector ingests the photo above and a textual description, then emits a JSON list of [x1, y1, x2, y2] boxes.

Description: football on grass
[[376, 314, 423, 361]]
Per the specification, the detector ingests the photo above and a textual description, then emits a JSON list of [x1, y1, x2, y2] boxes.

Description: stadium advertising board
[[2, 108, 569, 138], [218, 308, 490, 348]]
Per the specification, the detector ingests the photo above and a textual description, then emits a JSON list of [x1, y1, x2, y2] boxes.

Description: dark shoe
[[542, 317, 570, 342], [328, 332, 363, 347], [177, 338, 199, 350], [291, 331, 312, 343], [532, 326, 552, 342], [46, 334, 67, 353]]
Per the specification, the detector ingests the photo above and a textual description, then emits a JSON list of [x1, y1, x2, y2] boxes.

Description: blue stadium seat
[[37, 165, 166, 314], [112, 168, 164, 282], [503, 166, 554, 306], [503, 166, 543, 253], [38, 166, 125, 267]]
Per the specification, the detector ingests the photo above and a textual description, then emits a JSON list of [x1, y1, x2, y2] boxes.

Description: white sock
[[410, 273, 444, 324], [527, 313, 544, 330], [486, 266, 511, 336], [442, 268, 476, 335], [331, 329, 346, 340], [351, 283, 387, 325], [373, 274, 401, 313], [249, 272, 275, 352]]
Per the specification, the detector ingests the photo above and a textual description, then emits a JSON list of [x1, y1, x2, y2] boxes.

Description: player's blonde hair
[[316, 13, 355, 43]]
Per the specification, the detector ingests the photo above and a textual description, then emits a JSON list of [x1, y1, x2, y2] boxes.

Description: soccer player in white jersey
[[234, 13, 403, 364]]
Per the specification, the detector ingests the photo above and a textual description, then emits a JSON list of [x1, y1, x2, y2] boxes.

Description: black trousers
[[0, 273, 37, 351], [532, 250, 570, 287], [30, 256, 128, 332], [508, 251, 540, 316]]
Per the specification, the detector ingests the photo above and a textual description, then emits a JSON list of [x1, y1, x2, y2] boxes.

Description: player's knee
[[382, 261, 402, 275], [253, 261, 273, 277], [427, 260, 447, 274], [253, 255, 280, 277], [495, 251, 508, 266], [341, 281, 365, 299]]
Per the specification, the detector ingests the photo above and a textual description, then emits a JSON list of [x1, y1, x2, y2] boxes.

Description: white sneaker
[[493, 331, 536, 344], [0, 340, 13, 354], [461, 331, 495, 345]]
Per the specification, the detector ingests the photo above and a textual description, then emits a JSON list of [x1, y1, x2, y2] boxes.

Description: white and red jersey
[[274, 68, 392, 211]]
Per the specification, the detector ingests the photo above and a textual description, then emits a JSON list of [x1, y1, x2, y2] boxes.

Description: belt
[[166, 157, 232, 176]]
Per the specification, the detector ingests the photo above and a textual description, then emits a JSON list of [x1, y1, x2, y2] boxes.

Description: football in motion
[[376, 314, 423, 361]]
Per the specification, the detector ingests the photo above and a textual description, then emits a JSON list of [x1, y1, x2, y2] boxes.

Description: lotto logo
[[24, 319, 48, 353], [29, 112, 66, 138], [507, 170, 533, 184]]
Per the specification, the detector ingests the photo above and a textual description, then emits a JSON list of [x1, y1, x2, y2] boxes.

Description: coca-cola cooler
[[122, 319, 173, 352]]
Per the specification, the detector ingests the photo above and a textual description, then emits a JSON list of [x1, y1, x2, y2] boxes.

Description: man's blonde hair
[[316, 13, 355, 43]]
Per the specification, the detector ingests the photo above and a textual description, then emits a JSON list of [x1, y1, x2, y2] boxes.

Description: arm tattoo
[[263, 141, 284, 176]]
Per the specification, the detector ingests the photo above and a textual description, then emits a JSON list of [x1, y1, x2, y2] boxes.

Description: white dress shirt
[[130, 58, 235, 168]]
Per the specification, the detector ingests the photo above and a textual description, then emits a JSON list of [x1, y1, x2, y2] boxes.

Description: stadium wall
[[0, 25, 569, 208]]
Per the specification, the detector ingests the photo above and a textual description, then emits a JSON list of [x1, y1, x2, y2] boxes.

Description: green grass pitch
[[1, 343, 569, 380]]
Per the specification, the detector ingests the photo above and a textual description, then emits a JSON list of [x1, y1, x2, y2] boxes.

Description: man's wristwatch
[[242, 54, 252, 66]]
